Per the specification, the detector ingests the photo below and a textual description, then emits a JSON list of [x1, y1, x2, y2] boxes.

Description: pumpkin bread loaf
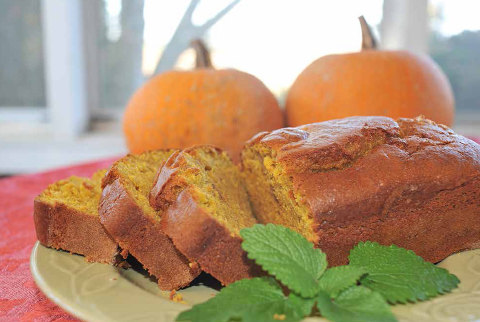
[[242, 116, 480, 266], [34, 170, 123, 265], [149, 146, 261, 285], [99, 150, 200, 290]]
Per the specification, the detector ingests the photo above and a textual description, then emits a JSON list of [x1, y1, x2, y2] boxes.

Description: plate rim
[[31, 241, 480, 322], [30, 241, 108, 322]]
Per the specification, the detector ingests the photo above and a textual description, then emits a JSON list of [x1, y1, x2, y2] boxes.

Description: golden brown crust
[[160, 188, 262, 285], [245, 116, 480, 264], [149, 145, 224, 212], [149, 150, 184, 212], [99, 175, 200, 290], [33, 199, 122, 264], [247, 116, 401, 173]]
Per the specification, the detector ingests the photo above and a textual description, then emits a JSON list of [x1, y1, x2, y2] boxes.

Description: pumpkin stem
[[191, 39, 213, 68], [358, 16, 377, 50]]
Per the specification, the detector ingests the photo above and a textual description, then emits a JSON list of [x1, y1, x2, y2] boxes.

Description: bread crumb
[[169, 291, 186, 304], [120, 249, 129, 258], [188, 262, 200, 270], [273, 313, 286, 320]]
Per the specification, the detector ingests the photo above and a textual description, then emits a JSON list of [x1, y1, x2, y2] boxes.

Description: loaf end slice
[[242, 116, 480, 266], [150, 146, 262, 285], [99, 150, 200, 291], [34, 170, 124, 265]]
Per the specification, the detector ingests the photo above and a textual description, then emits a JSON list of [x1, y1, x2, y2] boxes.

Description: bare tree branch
[[153, 0, 240, 75], [199, 0, 241, 32], [178, 0, 200, 29]]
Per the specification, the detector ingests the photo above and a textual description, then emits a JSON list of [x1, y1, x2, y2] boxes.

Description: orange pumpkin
[[123, 40, 284, 162], [286, 17, 455, 127]]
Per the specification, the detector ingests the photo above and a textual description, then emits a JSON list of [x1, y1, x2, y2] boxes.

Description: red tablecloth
[[0, 157, 118, 321], [2, 136, 480, 321]]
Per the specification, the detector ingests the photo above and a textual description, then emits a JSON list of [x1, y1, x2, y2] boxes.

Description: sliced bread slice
[[149, 146, 261, 286], [34, 170, 124, 265], [99, 150, 201, 290]]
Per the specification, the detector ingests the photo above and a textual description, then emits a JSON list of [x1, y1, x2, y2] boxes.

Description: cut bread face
[[241, 144, 316, 242], [152, 146, 256, 235], [99, 150, 201, 291], [34, 170, 123, 265], [37, 170, 105, 216], [150, 146, 260, 285]]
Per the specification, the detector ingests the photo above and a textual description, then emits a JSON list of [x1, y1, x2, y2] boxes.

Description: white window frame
[[0, 0, 122, 132], [42, 0, 90, 136], [0, 108, 46, 123], [0, 0, 126, 175], [1, 0, 91, 135], [381, 0, 429, 53]]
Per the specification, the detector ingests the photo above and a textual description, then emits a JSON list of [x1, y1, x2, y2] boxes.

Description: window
[[0, 0, 46, 124], [94, 0, 384, 111], [1, 0, 384, 118], [1, 0, 478, 174], [98, 0, 145, 110], [0, 0, 45, 108], [429, 0, 480, 113]]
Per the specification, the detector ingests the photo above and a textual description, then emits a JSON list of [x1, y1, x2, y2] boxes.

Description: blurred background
[[1, 0, 479, 175]]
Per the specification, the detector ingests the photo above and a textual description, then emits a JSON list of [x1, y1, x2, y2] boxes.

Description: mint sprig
[[240, 224, 327, 297], [349, 241, 460, 303], [177, 225, 460, 322]]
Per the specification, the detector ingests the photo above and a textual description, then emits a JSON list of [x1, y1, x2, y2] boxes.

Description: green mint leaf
[[316, 286, 397, 322], [318, 266, 367, 298], [349, 242, 460, 304], [286, 292, 315, 319], [240, 224, 327, 297], [176, 277, 310, 322]]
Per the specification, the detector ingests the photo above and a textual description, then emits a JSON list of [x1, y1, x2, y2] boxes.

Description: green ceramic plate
[[31, 242, 480, 322]]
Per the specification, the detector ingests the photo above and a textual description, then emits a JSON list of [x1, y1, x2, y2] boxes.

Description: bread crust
[[245, 116, 480, 265], [160, 188, 262, 285], [316, 177, 480, 265], [34, 199, 121, 264], [99, 175, 200, 290]]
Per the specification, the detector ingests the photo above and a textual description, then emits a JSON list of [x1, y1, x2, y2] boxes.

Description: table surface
[[0, 157, 117, 321], [1, 136, 480, 321]]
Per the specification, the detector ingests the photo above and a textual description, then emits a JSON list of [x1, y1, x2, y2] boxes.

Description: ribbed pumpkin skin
[[123, 68, 283, 162], [286, 50, 455, 127]]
